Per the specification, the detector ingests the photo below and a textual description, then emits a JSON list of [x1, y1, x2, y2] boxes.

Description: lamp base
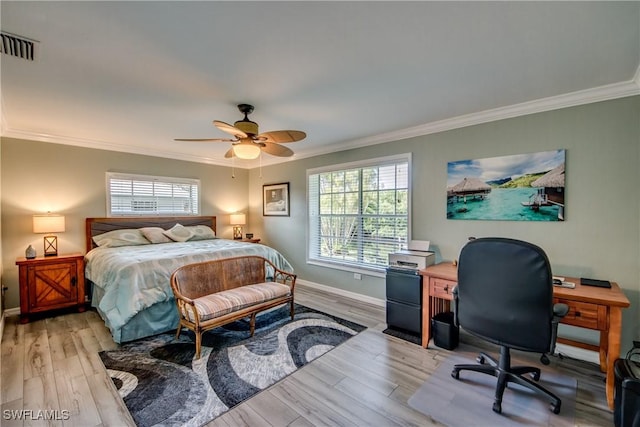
[[44, 235, 58, 257], [233, 226, 243, 240]]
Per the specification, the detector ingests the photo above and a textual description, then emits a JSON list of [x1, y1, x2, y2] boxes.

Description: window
[[307, 154, 411, 272], [106, 172, 200, 216]]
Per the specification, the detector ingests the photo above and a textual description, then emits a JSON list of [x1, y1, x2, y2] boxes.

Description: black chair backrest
[[457, 237, 554, 353]]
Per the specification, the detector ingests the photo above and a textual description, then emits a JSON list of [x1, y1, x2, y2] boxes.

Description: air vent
[[1, 32, 38, 61]]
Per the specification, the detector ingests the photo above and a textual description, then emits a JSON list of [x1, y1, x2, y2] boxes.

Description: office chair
[[451, 237, 568, 414]]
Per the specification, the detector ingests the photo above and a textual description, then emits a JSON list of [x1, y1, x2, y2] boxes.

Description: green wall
[[1, 96, 639, 351], [249, 96, 640, 350], [0, 139, 249, 309]]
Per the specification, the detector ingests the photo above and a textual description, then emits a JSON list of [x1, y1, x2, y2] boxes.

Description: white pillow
[[187, 225, 216, 241], [139, 227, 173, 244], [162, 223, 194, 242], [93, 229, 151, 248]]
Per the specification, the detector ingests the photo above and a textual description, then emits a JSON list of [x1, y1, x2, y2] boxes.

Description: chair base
[[451, 346, 561, 415]]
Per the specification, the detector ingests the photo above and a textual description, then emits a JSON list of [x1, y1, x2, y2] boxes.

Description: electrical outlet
[[353, 273, 362, 280]]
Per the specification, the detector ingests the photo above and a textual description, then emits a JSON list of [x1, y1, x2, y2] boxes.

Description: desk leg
[[606, 307, 623, 410], [422, 292, 431, 348], [599, 330, 608, 373]]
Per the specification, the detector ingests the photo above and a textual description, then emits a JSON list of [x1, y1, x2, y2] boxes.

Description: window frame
[[106, 172, 201, 217], [306, 153, 412, 276]]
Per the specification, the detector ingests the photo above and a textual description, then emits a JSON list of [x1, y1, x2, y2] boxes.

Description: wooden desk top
[[420, 262, 630, 308]]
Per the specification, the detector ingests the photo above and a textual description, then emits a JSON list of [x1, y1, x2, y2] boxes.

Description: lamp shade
[[233, 143, 261, 160], [230, 213, 246, 226], [33, 214, 66, 233]]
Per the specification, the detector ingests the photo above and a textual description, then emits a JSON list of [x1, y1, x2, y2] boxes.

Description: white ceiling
[[2, 2, 639, 168]]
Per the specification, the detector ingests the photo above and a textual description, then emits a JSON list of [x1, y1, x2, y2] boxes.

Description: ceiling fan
[[175, 104, 306, 159]]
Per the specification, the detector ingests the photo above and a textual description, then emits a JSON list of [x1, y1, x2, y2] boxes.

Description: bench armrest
[[273, 266, 297, 289]]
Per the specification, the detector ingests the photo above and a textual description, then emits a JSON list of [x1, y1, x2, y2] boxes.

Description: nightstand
[[241, 238, 261, 243], [15, 253, 85, 323]]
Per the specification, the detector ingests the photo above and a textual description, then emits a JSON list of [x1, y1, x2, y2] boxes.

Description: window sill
[[306, 259, 386, 278]]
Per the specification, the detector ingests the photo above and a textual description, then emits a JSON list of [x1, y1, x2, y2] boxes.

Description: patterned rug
[[99, 304, 366, 427]]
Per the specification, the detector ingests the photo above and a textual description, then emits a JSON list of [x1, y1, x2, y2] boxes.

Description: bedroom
[[1, 2, 640, 426]]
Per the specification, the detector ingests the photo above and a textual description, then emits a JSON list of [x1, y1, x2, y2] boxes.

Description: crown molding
[[2, 73, 639, 168], [0, 128, 255, 169], [299, 75, 640, 159]]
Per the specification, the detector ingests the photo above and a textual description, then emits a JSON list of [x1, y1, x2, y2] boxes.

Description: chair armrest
[[549, 302, 569, 354], [452, 287, 459, 327], [553, 302, 569, 319], [272, 267, 297, 289]]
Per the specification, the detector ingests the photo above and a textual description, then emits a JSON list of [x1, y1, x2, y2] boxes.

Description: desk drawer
[[431, 278, 456, 300], [555, 298, 607, 330]]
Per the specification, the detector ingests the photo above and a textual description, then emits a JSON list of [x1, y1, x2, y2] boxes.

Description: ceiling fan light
[[233, 144, 261, 159]]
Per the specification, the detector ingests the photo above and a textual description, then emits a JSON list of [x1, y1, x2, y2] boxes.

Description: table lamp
[[33, 214, 65, 256], [230, 213, 246, 240]]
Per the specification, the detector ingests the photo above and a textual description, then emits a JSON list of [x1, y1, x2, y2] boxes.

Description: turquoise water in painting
[[447, 188, 563, 221]]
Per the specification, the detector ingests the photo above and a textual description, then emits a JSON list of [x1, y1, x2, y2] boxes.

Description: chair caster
[[531, 371, 540, 381], [540, 354, 550, 365], [451, 369, 460, 380], [492, 401, 502, 414], [477, 355, 486, 364], [550, 402, 561, 414]]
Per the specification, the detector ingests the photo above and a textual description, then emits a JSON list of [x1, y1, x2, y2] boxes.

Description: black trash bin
[[432, 311, 459, 350], [614, 358, 640, 427]]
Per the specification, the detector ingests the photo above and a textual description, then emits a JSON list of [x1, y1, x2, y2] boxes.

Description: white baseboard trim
[[296, 279, 386, 308], [4, 307, 20, 317], [296, 280, 598, 365], [555, 343, 600, 365], [0, 308, 20, 343]]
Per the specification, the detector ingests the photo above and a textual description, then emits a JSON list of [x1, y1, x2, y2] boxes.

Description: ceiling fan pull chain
[[231, 152, 236, 178], [259, 151, 263, 178]]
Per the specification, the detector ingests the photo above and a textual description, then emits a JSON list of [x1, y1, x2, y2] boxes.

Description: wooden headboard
[[85, 216, 217, 253]]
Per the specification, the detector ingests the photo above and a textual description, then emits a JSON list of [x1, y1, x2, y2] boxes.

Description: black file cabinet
[[386, 268, 422, 335]]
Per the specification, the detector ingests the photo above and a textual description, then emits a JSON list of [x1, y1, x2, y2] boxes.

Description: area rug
[[408, 348, 577, 426], [99, 304, 366, 427]]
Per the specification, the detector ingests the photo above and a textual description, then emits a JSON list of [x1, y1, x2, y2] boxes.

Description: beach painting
[[447, 149, 565, 221]]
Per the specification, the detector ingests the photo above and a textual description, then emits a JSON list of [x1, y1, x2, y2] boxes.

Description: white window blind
[[307, 154, 411, 272], [106, 172, 200, 216]]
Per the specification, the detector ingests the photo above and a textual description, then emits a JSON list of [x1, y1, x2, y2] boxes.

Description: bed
[[85, 216, 293, 343]]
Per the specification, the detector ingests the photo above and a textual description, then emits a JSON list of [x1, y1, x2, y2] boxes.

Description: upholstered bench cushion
[[186, 282, 292, 322]]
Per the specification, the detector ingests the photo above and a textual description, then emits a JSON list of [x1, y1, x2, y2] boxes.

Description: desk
[[420, 262, 630, 409]]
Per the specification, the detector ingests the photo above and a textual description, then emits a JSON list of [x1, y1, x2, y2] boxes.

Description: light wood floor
[[1, 285, 614, 426]]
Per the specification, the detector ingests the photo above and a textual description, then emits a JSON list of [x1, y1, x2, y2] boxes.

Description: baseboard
[[296, 279, 386, 308], [555, 343, 600, 365], [297, 280, 599, 365], [0, 281, 597, 366], [1, 307, 19, 343], [4, 307, 20, 317]]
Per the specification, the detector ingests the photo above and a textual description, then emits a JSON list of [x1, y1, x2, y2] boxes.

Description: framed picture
[[447, 149, 565, 222], [263, 182, 290, 216]]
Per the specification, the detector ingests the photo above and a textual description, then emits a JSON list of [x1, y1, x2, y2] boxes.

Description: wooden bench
[[170, 255, 296, 358]]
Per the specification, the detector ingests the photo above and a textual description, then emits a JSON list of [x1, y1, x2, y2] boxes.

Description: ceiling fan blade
[[174, 138, 237, 142], [261, 142, 294, 157], [214, 120, 248, 139], [258, 130, 306, 143]]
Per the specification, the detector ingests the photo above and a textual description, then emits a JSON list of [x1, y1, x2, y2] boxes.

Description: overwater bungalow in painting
[[521, 163, 565, 220], [448, 177, 492, 203]]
